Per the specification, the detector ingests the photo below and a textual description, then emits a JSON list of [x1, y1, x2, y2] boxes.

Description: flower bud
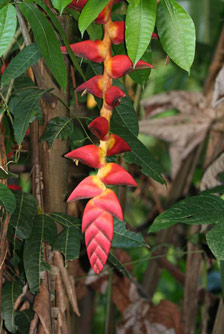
[[108, 21, 125, 44], [107, 134, 131, 156], [98, 163, 137, 186], [105, 86, 125, 107], [76, 75, 103, 98], [88, 117, 109, 140], [67, 175, 105, 201], [105, 55, 154, 79], [65, 145, 105, 168], [61, 40, 107, 63]]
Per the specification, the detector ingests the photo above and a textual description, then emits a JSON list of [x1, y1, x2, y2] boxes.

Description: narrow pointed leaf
[[1, 43, 42, 85], [78, 0, 110, 36], [51, 0, 71, 14], [13, 89, 46, 145], [126, 0, 156, 65], [54, 226, 81, 262], [41, 116, 73, 147], [19, 3, 67, 88], [2, 281, 22, 333], [15, 310, 34, 334], [207, 223, 224, 261], [129, 45, 152, 85], [49, 212, 81, 228], [24, 215, 57, 292], [156, 0, 195, 73], [108, 253, 131, 278], [0, 4, 17, 57], [149, 195, 224, 233], [34, 0, 85, 80], [0, 183, 16, 213], [10, 191, 37, 239], [112, 217, 147, 248]]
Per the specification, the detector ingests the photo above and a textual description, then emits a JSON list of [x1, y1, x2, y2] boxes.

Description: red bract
[[61, 40, 107, 63], [105, 86, 125, 107], [67, 0, 87, 10], [107, 134, 131, 156], [88, 117, 109, 140], [108, 21, 125, 44], [8, 184, 22, 191], [65, 145, 105, 168], [98, 163, 137, 187], [95, 1, 112, 24], [67, 175, 105, 201], [76, 75, 103, 98], [105, 55, 154, 78]]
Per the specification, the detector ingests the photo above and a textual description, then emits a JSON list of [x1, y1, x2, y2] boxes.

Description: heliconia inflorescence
[[63, 0, 154, 274]]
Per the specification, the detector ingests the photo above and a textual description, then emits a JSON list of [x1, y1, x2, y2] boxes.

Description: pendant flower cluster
[[63, 0, 153, 274]]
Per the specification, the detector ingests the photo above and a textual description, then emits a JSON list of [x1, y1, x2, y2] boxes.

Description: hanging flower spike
[[88, 117, 109, 140], [105, 55, 154, 79], [98, 163, 137, 186], [64, 0, 152, 274], [61, 40, 107, 63], [65, 145, 105, 168], [76, 75, 103, 98], [108, 21, 125, 45]]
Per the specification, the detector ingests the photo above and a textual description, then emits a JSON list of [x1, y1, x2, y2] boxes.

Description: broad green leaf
[[87, 22, 103, 40], [0, 169, 18, 179], [41, 116, 73, 147], [108, 253, 131, 279], [24, 215, 57, 292], [49, 212, 81, 228], [112, 218, 147, 248], [35, 0, 85, 80], [15, 310, 34, 334], [0, 183, 16, 213], [19, 3, 67, 88], [200, 185, 224, 195], [78, 0, 110, 36], [54, 226, 81, 262], [111, 115, 165, 184], [207, 223, 224, 261], [13, 88, 46, 145], [149, 195, 224, 233], [51, 0, 71, 15], [156, 0, 195, 73], [1, 43, 42, 85], [10, 191, 37, 239], [0, 4, 17, 57], [0, 0, 10, 9], [126, 0, 156, 66], [128, 46, 152, 85], [2, 281, 22, 333]]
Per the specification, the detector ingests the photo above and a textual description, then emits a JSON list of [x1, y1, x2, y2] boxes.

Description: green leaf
[[207, 223, 224, 261], [49, 212, 81, 228], [0, 183, 16, 213], [13, 88, 46, 145], [1, 43, 42, 85], [156, 0, 195, 73], [128, 45, 152, 85], [19, 3, 67, 88], [10, 191, 37, 239], [108, 253, 131, 279], [126, 0, 156, 66], [149, 195, 224, 233], [41, 116, 73, 147], [200, 185, 224, 195], [15, 310, 34, 334], [2, 281, 22, 333], [0, 4, 17, 57], [54, 226, 81, 262], [87, 22, 103, 40], [51, 0, 71, 15], [0, 0, 11, 9], [23, 215, 57, 292], [0, 169, 18, 179], [111, 114, 165, 184], [78, 0, 110, 36], [112, 217, 147, 248], [35, 0, 85, 80]]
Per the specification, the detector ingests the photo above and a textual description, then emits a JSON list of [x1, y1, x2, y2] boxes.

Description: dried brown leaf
[[212, 65, 224, 108], [200, 152, 224, 190], [33, 283, 51, 334]]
